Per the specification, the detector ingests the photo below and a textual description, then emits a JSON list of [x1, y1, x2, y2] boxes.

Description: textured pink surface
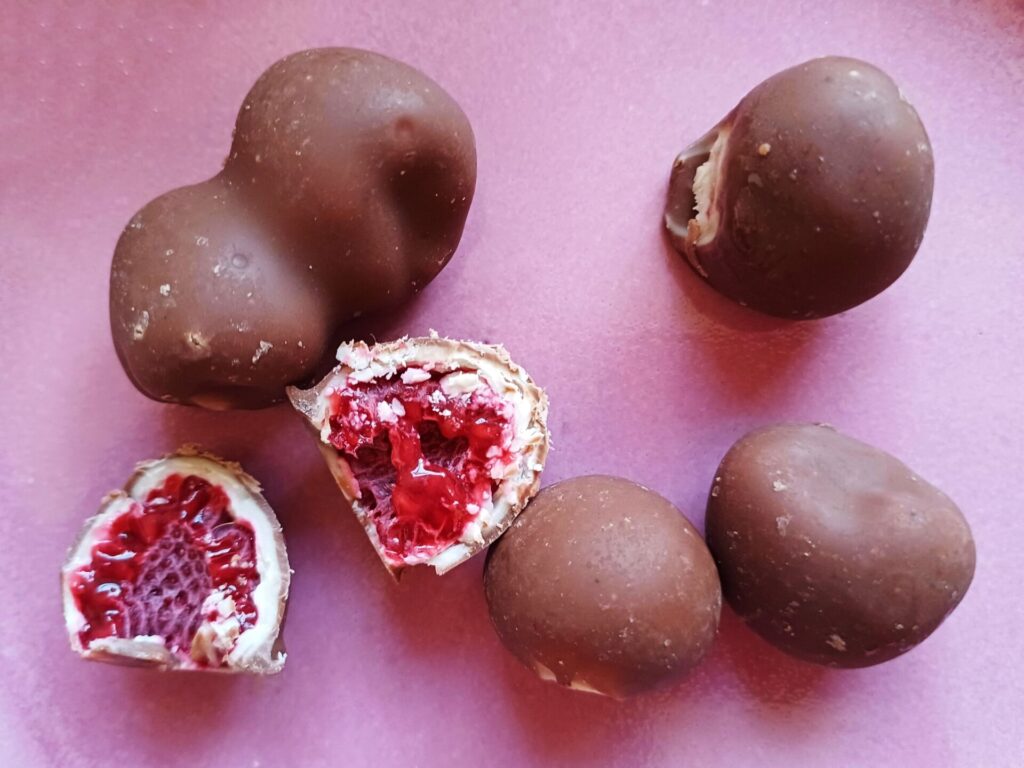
[[2, 1, 1023, 766]]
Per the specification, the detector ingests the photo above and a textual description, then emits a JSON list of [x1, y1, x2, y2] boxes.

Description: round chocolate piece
[[706, 424, 975, 667], [484, 476, 721, 698], [665, 56, 934, 318], [110, 48, 476, 409]]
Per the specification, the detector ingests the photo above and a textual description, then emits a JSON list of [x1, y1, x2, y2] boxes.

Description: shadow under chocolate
[[661, 231, 826, 395]]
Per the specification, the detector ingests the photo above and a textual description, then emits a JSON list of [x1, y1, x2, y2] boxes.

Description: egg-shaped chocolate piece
[[484, 476, 721, 698], [665, 56, 934, 318], [705, 424, 975, 667]]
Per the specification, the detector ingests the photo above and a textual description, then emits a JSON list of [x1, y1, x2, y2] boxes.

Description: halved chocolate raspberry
[[288, 336, 549, 575], [61, 449, 290, 673]]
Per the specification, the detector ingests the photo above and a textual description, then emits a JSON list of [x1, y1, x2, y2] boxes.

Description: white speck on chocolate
[[252, 340, 273, 364], [826, 634, 847, 652], [131, 311, 150, 341]]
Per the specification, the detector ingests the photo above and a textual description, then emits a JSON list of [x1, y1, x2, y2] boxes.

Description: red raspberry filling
[[68, 474, 260, 664], [326, 370, 514, 565]]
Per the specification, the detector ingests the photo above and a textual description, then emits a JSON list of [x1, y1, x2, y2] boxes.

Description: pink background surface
[[3, 1, 1023, 766]]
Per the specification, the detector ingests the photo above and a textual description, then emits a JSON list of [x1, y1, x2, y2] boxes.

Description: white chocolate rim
[[665, 126, 731, 277], [532, 660, 609, 698], [60, 449, 290, 674], [690, 127, 729, 247], [288, 334, 550, 575]]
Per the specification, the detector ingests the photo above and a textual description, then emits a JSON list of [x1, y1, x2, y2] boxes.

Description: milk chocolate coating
[[484, 476, 722, 698], [111, 48, 476, 409], [706, 424, 975, 667], [665, 57, 934, 318]]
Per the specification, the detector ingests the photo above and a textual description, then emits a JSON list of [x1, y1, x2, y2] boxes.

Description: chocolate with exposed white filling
[[666, 56, 933, 318]]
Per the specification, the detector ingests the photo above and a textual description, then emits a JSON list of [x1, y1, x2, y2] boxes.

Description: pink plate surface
[[2, 1, 1023, 766]]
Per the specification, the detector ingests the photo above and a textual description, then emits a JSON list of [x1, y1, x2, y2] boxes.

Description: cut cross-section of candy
[[288, 335, 550, 576], [61, 448, 291, 673]]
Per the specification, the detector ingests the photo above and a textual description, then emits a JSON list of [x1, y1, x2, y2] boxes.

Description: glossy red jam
[[68, 474, 259, 663], [327, 370, 513, 564]]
